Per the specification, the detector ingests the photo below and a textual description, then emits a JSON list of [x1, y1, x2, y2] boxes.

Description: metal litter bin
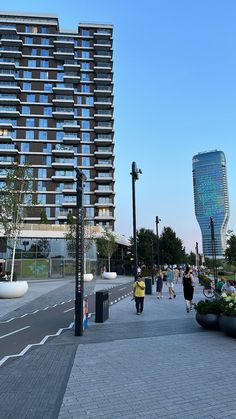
[[145, 277, 152, 295], [95, 289, 109, 323]]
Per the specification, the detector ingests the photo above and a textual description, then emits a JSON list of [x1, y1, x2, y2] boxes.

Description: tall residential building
[[192, 150, 229, 258], [0, 12, 115, 229]]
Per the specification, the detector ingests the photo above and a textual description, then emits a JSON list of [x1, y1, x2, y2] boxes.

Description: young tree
[[159, 226, 186, 265], [40, 208, 48, 224], [0, 164, 34, 281], [225, 234, 236, 266], [96, 227, 118, 272]]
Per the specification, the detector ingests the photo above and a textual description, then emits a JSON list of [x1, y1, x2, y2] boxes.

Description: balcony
[[62, 186, 76, 194], [94, 122, 113, 132], [94, 86, 112, 96], [94, 148, 112, 157], [53, 84, 74, 94], [94, 174, 114, 182], [94, 200, 114, 207], [51, 171, 75, 181], [94, 51, 112, 60], [0, 46, 22, 58], [0, 156, 15, 165], [94, 110, 112, 119], [94, 212, 114, 220], [1, 37, 23, 46], [94, 42, 112, 48], [62, 197, 77, 206], [54, 39, 75, 46], [0, 143, 18, 154], [94, 160, 113, 169], [94, 63, 112, 72], [52, 108, 74, 119], [0, 81, 21, 93], [52, 158, 75, 168], [64, 60, 80, 70], [63, 134, 80, 144], [52, 146, 74, 155], [52, 97, 74, 106], [94, 187, 114, 195], [64, 72, 80, 83], [0, 95, 20, 104], [63, 122, 80, 131], [0, 107, 20, 117], [54, 49, 74, 60], [57, 210, 71, 219], [94, 30, 112, 38], [0, 68, 16, 80], [94, 136, 113, 145], [0, 25, 17, 34], [94, 98, 113, 107], [94, 75, 112, 83]]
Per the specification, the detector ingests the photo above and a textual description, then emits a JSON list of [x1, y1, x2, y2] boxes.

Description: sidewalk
[[1, 280, 236, 418]]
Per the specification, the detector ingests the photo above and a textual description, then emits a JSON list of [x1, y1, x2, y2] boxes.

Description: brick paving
[[1, 278, 236, 418]]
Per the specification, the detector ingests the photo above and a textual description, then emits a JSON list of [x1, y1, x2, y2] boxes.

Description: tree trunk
[[84, 252, 87, 274], [10, 235, 17, 282], [108, 256, 111, 272]]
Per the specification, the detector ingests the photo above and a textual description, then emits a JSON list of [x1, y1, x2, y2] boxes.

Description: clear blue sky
[[3, 0, 236, 253]]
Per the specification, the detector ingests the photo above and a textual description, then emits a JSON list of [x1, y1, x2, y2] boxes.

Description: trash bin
[[145, 277, 152, 295], [95, 289, 109, 323]]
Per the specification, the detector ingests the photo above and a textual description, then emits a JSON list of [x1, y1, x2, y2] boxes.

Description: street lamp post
[[210, 216, 217, 286], [130, 162, 142, 281], [155, 216, 161, 270], [195, 241, 199, 270], [74, 168, 85, 336]]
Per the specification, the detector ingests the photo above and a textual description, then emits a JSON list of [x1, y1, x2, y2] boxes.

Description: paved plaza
[[1, 277, 236, 419]]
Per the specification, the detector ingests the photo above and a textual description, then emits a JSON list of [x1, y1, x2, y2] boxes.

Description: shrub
[[194, 299, 222, 315]]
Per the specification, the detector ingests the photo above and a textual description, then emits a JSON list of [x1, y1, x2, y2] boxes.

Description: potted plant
[[194, 299, 222, 330], [219, 292, 236, 338], [96, 228, 118, 279]]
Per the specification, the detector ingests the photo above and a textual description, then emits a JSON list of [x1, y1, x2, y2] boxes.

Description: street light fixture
[[155, 216, 161, 270], [74, 167, 86, 337], [130, 161, 142, 281]]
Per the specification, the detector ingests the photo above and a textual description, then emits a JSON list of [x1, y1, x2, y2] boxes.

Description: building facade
[[0, 12, 115, 229], [192, 150, 229, 258]]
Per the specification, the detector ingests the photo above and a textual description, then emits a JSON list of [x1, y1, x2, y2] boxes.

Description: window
[[77, 96, 82, 104], [44, 83, 52, 92], [37, 194, 46, 204], [25, 26, 38, 34], [81, 132, 90, 142], [82, 40, 90, 47], [83, 195, 90, 205], [26, 130, 34, 140], [81, 84, 90, 93], [44, 107, 52, 116], [42, 155, 51, 165], [39, 119, 48, 128], [46, 208, 50, 218], [82, 29, 90, 36], [39, 94, 48, 103], [55, 194, 63, 205], [86, 96, 94, 106], [26, 94, 35, 102], [57, 73, 64, 81], [22, 106, 30, 115], [56, 131, 64, 140], [81, 120, 90, 129], [23, 71, 32, 79], [86, 207, 94, 217], [27, 59, 37, 68], [40, 71, 48, 80], [81, 62, 90, 70], [41, 27, 48, 34], [38, 168, 47, 178], [81, 73, 90, 81], [23, 82, 31, 90], [82, 157, 90, 166], [25, 36, 33, 44], [81, 108, 90, 117], [40, 60, 49, 68], [82, 51, 90, 58], [26, 118, 35, 127], [38, 180, 47, 191], [42, 143, 51, 153], [31, 48, 37, 56], [39, 131, 47, 140], [41, 49, 49, 56], [82, 169, 90, 178], [21, 143, 30, 152], [41, 38, 49, 45], [84, 182, 91, 192], [82, 145, 90, 153], [20, 155, 26, 164]]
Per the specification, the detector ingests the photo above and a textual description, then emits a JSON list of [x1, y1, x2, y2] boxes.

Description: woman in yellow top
[[133, 276, 146, 315]]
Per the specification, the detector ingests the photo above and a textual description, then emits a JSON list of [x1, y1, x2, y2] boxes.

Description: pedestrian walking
[[183, 266, 195, 312], [133, 276, 146, 314], [156, 269, 163, 298], [166, 268, 176, 299], [174, 267, 179, 284]]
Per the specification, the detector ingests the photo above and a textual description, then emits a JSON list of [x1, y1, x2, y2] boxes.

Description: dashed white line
[[0, 326, 30, 340], [63, 307, 74, 313]]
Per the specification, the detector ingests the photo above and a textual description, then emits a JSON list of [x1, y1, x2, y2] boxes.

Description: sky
[[2, 0, 236, 253]]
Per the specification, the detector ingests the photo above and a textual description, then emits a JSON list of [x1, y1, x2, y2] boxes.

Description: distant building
[[192, 150, 229, 258]]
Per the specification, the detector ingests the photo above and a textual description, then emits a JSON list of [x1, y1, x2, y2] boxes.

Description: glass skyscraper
[[192, 150, 229, 258]]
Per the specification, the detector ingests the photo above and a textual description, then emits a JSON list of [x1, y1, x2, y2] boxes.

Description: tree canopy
[[225, 234, 236, 265]]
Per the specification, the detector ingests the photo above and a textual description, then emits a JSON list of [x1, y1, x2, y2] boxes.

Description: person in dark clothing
[[0, 263, 7, 281], [183, 266, 195, 312]]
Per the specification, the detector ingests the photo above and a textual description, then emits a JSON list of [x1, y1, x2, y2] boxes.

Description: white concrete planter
[[84, 273, 93, 282], [102, 272, 117, 280], [0, 281, 28, 299]]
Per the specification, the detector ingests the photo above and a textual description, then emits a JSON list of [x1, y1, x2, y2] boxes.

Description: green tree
[[65, 219, 94, 273], [40, 208, 48, 224], [225, 234, 236, 265], [96, 227, 118, 272], [0, 164, 34, 281], [187, 251, 196, 266], [159, 226, 186, 265], [135, 228, 157, 267]]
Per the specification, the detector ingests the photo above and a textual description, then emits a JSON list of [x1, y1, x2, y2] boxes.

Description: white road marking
[[0, 326, 30, 340], [63, 307, 74, 313], [0, 322, 74, 367]]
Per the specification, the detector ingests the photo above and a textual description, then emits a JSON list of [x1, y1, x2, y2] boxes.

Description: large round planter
[[102, 272, 117, 280], [84, 273, 93, 282], [0, 281, 28, 299], [195, 312, 220, 330], [219, 315, 236, 338]]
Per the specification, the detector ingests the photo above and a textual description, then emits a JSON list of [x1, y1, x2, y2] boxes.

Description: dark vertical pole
[[195, 241, 199, 270], [155, 216, 161, 270], [132, 165, 137, 282], [210, 216, 217, 286], [75, 168, 85, 336], [151, 240, 154, 282]]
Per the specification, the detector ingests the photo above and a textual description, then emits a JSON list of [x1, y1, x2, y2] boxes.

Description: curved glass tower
[[192, 150, 229, 258]]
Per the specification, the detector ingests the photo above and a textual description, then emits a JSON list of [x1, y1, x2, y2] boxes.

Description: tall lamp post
[[74, 168, 86, 336], [155, 216, 161, 270], [195, 241, 199, 270], [210, 216, 217, 285], [130, 162, 142, 281]]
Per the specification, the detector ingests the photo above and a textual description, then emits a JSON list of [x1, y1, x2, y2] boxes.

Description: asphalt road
[[0, 282, 133, 365]]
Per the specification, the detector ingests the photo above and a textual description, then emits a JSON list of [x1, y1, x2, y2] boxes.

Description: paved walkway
[[1, 278, 236, 418]]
